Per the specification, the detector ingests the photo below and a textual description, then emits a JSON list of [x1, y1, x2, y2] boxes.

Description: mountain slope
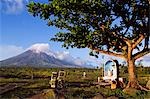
[[0, 50, 80, 67]]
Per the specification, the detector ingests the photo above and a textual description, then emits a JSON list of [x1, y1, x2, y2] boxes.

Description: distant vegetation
[[0, 66, 149, 98]]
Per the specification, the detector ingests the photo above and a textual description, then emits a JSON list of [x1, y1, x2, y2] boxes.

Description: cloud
[[54, 51, 88, 66], [73, 57, 87, 66], [137, 53, 150, 66], [86, 56, 101, 65], [142, 53, 150, 62], [1, 0, 25, 14], [28, 43, 50, 53], [137, 53, 150, 61], [27, 43, 56, 57], [55, 51, 70, 60], [0, 45, 24, 60]]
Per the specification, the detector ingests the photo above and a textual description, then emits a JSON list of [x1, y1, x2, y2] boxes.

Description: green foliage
[[27, 0, 149, 57]]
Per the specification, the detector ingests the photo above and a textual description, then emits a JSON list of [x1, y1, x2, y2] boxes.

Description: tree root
[[126, 80, 140, 89], [126, 81, 150, 91], [139, 85, 150, 91]]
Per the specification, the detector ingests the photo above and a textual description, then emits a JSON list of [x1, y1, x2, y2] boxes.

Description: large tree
[[27, 0, 150, 89]]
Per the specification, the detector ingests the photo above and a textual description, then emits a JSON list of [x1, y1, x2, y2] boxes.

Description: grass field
[[0, 67, 150, 98]]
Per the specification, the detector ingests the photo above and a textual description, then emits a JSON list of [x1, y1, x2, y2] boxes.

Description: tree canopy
[[27, 0, 149, 59]]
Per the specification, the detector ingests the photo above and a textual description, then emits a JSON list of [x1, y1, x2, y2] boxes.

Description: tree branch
[[88, 44, 126, 60], [100, 25, 131, 46], [132, 34, 145, 49], [112, 32, 131, 46], [133, 48, 150, 60]]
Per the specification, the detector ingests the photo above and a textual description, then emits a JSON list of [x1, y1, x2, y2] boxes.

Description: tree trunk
[[126, 59, 140, 89], [126, 45, 140, 89], [125, 44, 149, 91]]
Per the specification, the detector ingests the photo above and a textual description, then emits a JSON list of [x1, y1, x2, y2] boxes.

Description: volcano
[[0, 50, 81, 68]]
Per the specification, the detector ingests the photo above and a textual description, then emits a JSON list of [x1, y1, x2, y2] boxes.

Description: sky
[[0, 0, 150, 67]]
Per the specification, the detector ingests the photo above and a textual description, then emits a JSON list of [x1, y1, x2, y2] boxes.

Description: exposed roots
[[126, 81, 150, 91], [126, 80, 140, 89], [139, 85, 150, 91]]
